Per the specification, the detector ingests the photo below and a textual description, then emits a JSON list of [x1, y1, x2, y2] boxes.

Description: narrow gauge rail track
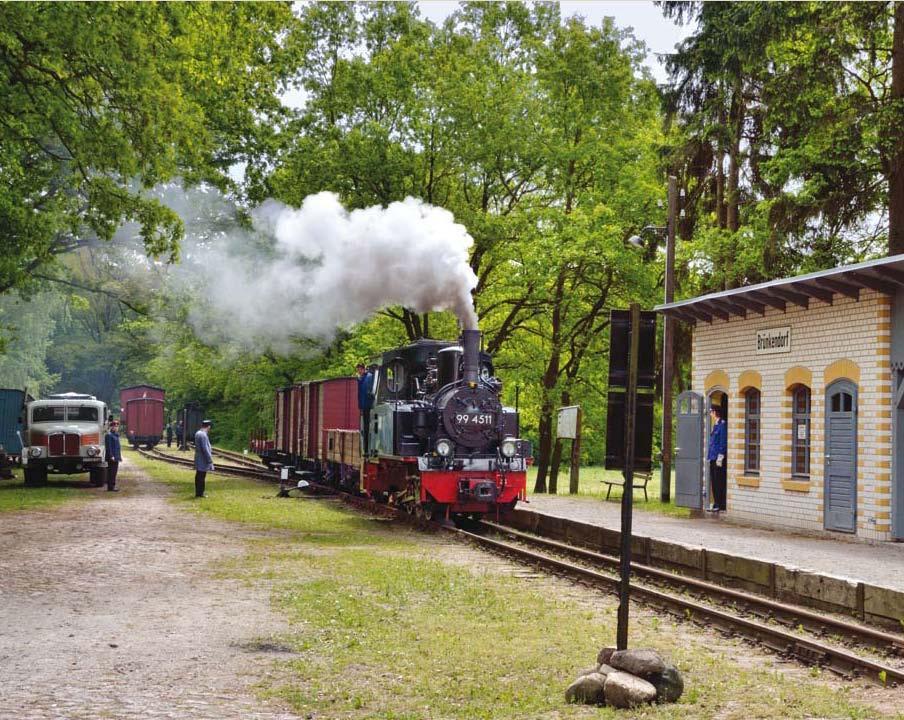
[[458, 523, 904, 686], [139, 448, 276, 482], [136, 447, 904, 685]]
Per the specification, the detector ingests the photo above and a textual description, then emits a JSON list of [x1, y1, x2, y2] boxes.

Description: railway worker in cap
[[707, 405, 728, 512], [165, 422, 173, 448], [356, 362, 374, 456], [104, 419, 123, 492], [193, 419, 214, 498]]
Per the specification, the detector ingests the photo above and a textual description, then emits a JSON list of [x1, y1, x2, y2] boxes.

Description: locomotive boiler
[[262, 330, 529, 523]]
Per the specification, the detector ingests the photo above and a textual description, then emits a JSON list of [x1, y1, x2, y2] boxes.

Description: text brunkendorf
[[756, 326, 791, 354]]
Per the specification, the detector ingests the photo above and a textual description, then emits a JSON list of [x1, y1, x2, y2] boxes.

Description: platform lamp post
[[628, 176, 678, 504]]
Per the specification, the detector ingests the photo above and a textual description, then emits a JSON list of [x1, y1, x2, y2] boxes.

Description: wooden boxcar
[[263, 377, 358, 484], [120, 385, 165, 449]]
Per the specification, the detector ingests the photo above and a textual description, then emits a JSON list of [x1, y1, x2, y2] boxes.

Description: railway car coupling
[[458, 478, 498, 502]]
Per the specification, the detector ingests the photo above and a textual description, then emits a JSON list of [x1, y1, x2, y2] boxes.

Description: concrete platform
[[509, 495, 904, 628]]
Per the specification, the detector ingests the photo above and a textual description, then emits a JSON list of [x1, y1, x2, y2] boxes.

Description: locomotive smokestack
[[462, 329, 481, 386]]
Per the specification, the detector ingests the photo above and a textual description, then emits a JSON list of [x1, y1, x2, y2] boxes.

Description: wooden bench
[[603, 471, 652, 502]]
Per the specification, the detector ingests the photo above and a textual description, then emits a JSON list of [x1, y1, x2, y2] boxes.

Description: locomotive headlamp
[[86, 445, 100, 457], [436, 438, 454, 457], [500, 437, 517, 458], [28, 446, 42, 458]]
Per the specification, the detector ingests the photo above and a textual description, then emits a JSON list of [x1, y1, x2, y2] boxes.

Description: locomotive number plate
[[455, 413, 495, 426]]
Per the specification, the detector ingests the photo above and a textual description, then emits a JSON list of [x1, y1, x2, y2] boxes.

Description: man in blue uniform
[[707, 405, 727, 512], [104, 419, 123, 492], [194, 419, 214, 498], [356, 363, 374, 456]]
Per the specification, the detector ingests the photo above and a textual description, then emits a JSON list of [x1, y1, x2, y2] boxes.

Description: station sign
[[756, 326, 791, 355]]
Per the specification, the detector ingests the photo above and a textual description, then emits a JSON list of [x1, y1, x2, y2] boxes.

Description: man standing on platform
[[166, 422, 173, 448], [707, 405, 727, 512], [194, 420, 214, 498], [105, 419, 123, 492]]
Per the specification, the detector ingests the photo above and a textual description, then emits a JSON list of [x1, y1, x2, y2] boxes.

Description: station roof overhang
[[654, 253, 904, 325]]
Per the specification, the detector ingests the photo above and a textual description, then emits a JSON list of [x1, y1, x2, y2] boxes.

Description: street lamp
[[627, 225, 666, 249], [627, 178, 678, 503]]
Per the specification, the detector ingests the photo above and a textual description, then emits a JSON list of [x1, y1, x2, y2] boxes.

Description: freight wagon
[[0, 388, 28, 463], [266, 377, 360, 490], [120, 384, 165, 449]]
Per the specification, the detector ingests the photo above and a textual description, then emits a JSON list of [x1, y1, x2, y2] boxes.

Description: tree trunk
[[890, 1, 904, 256], [548, 389, 571, 493], [534, 408, 551, 493], [549, 439, 563, 495], [716, 100, 727, 229], [726, 80, 743, 234], [533, 271, 567, 493]]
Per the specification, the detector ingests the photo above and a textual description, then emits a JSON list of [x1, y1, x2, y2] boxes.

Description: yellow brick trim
[[874, 460, 891, 469], [781, 479, 811, 493], [704, 369, 730, 393], [875, 498, 892, 507], [875, 410, 892, 419], [875, 423, 892, 433], [736, 475, 760, 488], [823, 359, 860, 385], [784, 366, 813, 390], [875, 511, 891, 520], [737, 370, 762, 392]]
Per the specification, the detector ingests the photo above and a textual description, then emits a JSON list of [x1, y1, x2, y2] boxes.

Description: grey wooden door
[[675, 391, 704, 509], [824, 380, 857, 533]]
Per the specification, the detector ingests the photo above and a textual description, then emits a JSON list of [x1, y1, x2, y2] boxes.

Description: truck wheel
[[24, 467, 46, 486], [89, 467, 106, 487]]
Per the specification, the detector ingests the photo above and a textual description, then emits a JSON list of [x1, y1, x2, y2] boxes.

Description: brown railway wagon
[[270, 378, 357, 466], [316, 378, 357, 462]]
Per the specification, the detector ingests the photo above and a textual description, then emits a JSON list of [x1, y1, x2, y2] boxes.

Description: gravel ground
[[524, 495, 904, 590], [0, 458, 301, 720]]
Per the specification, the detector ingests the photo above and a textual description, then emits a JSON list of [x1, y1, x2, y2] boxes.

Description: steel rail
[[139, 448, 277, 482], [459, 527, 904, 686], [479, 521, 904, 659]]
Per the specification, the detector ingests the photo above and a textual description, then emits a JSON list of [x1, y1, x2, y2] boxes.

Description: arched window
[[744, 388, 760, 474], [792, 386, 811, 477]]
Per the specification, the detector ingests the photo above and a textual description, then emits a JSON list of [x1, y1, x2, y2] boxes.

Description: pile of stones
[[565, 647, 684, 709]]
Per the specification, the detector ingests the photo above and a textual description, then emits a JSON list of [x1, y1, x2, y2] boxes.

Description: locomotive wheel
[[421, 503, 438, 522]]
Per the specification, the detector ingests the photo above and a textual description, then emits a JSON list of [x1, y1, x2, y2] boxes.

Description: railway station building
[[657, 255, 904, 542]]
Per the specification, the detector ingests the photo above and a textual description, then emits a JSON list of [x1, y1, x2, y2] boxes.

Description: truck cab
[[21, 393, 109, 486]]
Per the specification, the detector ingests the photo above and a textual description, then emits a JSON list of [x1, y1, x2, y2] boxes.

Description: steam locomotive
[[262, 330, 529, 523]]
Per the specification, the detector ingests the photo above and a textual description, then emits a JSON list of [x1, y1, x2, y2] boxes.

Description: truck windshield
[[68, 406, 98, 422], [32, 406, 65, 422]]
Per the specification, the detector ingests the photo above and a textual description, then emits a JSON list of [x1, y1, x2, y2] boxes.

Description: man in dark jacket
[[356, 363, 374, 455], [193, 419, 214, 498], [105, 419, 123, 492], [165, 423, 173, 448], [707, 405, 728, 512]]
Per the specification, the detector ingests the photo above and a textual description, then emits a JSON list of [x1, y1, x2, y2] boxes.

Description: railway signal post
[[616, 303, 640, 650]]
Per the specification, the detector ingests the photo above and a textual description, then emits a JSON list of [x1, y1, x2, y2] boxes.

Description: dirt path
[[0, 458, 301, 720]]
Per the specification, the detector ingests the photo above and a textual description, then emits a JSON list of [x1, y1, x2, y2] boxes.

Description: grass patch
[[527, 466, 690, 518], [0, 467, 95, 513], [132, 450, 899, 720]]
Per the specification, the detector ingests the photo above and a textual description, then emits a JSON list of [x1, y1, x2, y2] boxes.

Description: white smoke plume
[[149, 188, 478, 352]]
